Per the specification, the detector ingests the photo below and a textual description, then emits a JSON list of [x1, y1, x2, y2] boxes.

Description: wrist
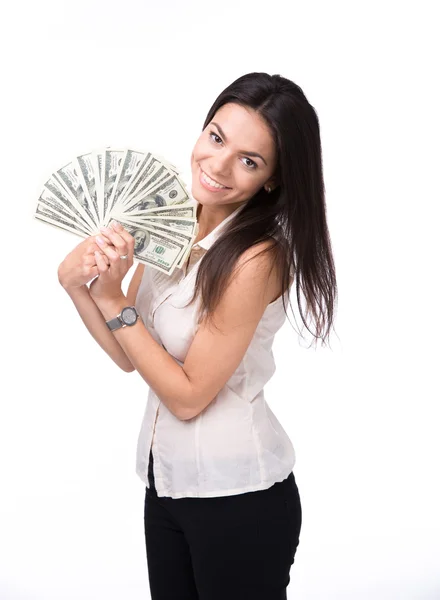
[[94, 294, 128, 321], [60, 277, 87, 294], [57, 264, 83, 292]]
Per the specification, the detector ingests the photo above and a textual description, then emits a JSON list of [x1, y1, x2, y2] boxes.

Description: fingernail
[[111, 220, 122, 230], [96, 236, 105, 244], [100, 226, 110, 232]]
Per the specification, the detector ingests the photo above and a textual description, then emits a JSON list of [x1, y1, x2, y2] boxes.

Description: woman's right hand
[[57, 236, 109, 290]]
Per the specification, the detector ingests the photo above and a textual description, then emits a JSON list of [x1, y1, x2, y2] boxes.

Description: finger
[[99, 225, 129, 257], [94, 250, 110, 273], [82, 264, 100, 279], [86, 238, 110, 256], [95, 235, 120, 262], [84, 251, 110, 267], [109, 220, 135, 251]]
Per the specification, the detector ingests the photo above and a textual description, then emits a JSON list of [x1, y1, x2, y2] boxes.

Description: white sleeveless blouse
[[134, 201, 296, 498]]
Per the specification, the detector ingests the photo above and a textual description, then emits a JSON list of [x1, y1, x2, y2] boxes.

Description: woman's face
[[190, 102, 278, 209]]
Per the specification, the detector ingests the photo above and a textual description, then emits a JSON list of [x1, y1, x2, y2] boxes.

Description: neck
[[196, 201, 244, 240]]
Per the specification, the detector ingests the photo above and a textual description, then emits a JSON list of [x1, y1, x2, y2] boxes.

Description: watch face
[[121, 307, 138, 325]]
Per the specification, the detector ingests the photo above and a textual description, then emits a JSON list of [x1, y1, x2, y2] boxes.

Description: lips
[[200, 167, 231, 189]]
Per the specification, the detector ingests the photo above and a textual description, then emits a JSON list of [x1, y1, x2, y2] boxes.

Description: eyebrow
[[210, 122, 268, 166]]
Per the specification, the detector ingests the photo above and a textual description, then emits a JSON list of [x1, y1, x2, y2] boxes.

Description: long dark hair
[[188, 72, 337, 348]]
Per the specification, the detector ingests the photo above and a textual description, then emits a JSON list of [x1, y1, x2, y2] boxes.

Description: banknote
[[54, 160, 99, 229], [38, 187, 91, 235], [116, 204, 197, 220], [43, 175, 94, 233], [35, 147, 198, 276], [117, 217, 198, 271], [35, 201, 89, 239], [119, 216, 198, 236], [116, 214, 197, 243], [115, 217, 189, 275], [117, 210, 196, 240], [102, 149, 125, 225], [123, 174, 190, 214], [103, 149, 147, 224], [118, 154, 169, 208], [75, 152, 102, 226], [118, 153, 188, 211]]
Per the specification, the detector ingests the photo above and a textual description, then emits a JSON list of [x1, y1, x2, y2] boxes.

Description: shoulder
[[231, 239, 283, 306], [234, 238, 279, 270], [205, 239, 282, 330]]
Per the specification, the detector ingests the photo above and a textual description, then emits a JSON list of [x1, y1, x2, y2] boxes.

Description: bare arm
[[58, 240, 145, 372], [61, 283, 135, 372], [92, 240, 282, 420]]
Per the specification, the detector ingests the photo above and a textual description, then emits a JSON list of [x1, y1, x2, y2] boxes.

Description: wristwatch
[[106, 306, 140, 332]]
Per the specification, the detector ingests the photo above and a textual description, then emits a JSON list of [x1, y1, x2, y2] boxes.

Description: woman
[[58, 72, 337, 599]]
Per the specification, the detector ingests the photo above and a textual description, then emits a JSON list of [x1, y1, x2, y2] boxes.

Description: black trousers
[[144, 448, 302, 600]]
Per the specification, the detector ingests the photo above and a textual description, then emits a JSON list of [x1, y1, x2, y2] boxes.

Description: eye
[[241, 157, 257, 170], [209, 131, 222, 144], [209, 130, 257, 170]]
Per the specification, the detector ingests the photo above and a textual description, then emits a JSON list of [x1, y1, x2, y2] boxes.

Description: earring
[[266, 186, 272, 193]]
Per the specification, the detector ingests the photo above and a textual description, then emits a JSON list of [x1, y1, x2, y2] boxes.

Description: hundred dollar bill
[[112, 204, 197, 222], [95, 149, 104, 216], [115, 218, 190, 275], [112, 206, 197, 223], [138, 162, 189, 197], [37, 188, 91, 235], [123, 175, 191, 215], [117, 216, 197, 273], [154, 220, 199, 269], [118, 214, 194, 244], [124, 172, 189, 211], [142, 174, 190, 206], [147, 152, 189, 190], [102, 149, 125, 225], [115, 152, 152, 205], [34, 202, 89, 239], [54, 161, 99, 230], [75, 152, 101, 225], [104, 149, 146, 225], [122, 191, 172, 214], [129, 164, 172, 201], [43, 175, 94, 233], [152, 152, 179, 174], [123, 216, 197, 236], [120, 154, 170, 208], [120, 153, 188, 208], [142, 220, 198, 270]]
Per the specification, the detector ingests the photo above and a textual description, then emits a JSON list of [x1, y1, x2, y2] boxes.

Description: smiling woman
[[57, 71, 337, 600], [191, 103, 277, 207]]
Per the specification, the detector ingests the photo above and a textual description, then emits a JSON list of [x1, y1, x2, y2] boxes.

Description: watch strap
[[106, 315, 123, 331]]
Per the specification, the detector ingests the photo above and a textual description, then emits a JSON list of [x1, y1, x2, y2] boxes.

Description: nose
[[208, 148, 232, 180]]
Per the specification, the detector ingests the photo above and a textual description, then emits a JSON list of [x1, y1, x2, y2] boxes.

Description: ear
[[264, 177, 279, 192]]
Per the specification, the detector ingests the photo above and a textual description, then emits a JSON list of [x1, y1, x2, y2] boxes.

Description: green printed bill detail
[[34, 200, 90, 239], [34, 147, 198, 275], [115, 217, 196, 275]]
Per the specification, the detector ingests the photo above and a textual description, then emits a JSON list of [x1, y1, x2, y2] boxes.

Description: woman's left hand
[[89, 220, 135, 303]]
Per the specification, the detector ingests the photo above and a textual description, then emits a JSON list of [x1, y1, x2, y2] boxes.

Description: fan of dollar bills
[[34, 148, 199, 276]]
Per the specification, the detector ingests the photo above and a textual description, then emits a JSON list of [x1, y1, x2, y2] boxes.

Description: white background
[[1, 1, 439, 598]]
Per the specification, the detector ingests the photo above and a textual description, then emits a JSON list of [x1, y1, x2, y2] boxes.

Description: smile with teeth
[[201, 169, 229, 189]]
